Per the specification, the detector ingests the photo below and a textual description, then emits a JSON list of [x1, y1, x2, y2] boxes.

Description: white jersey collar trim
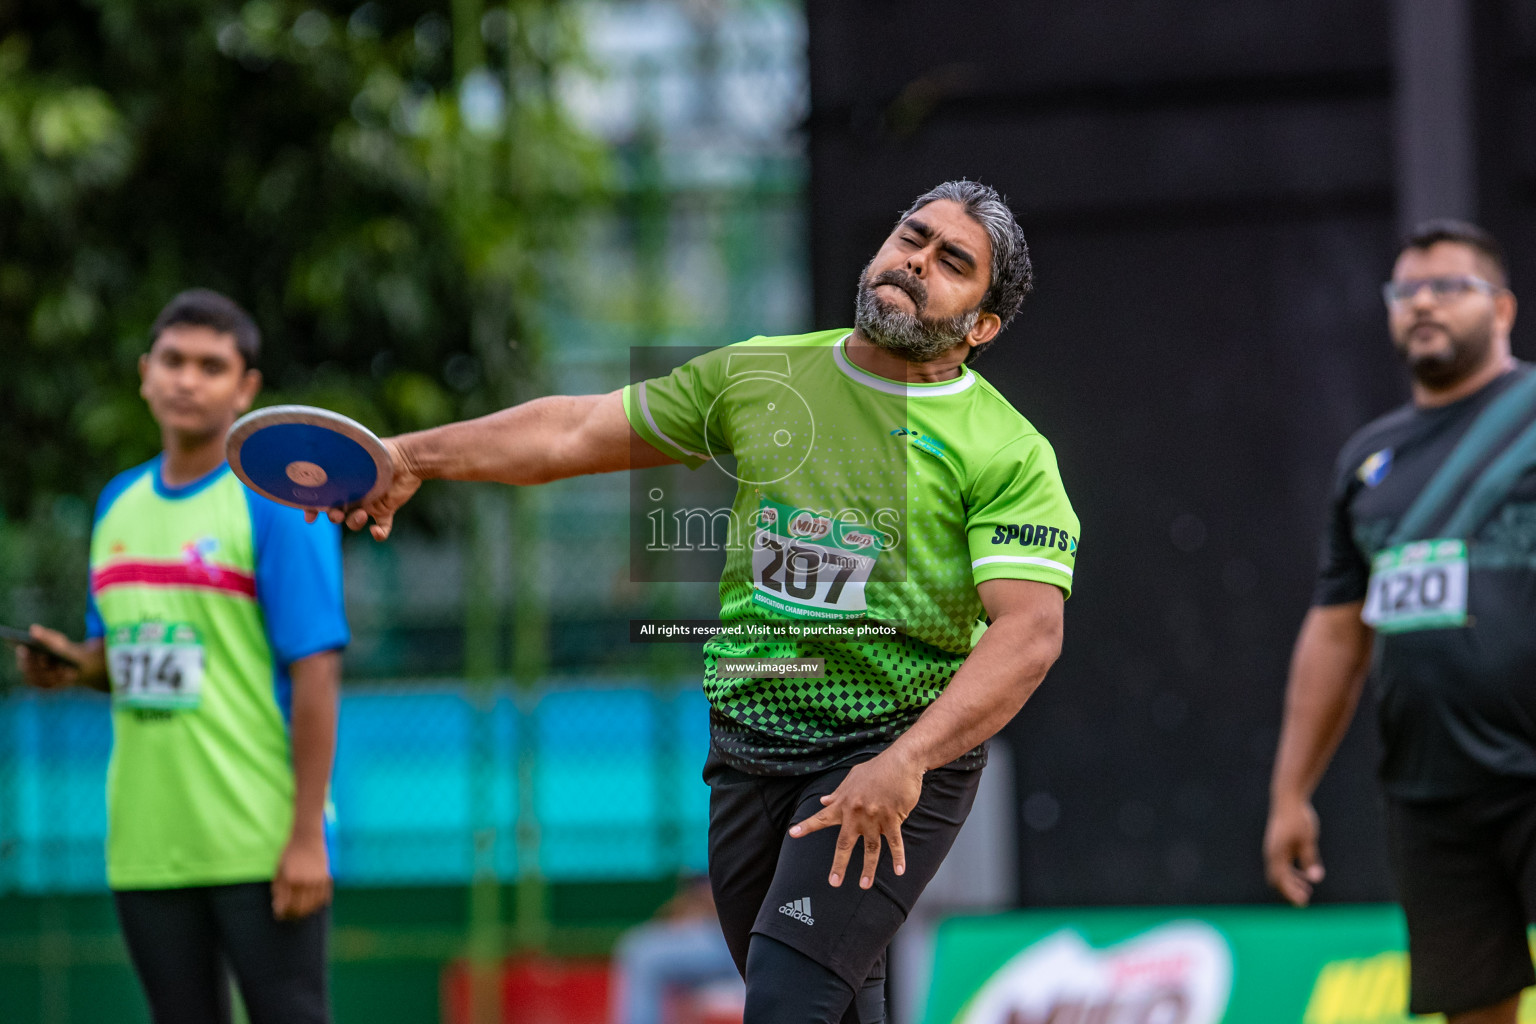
[[832, 333, 977, 397]]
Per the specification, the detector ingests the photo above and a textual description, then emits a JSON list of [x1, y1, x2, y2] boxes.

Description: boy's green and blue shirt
[[87, 457, 348, 889]]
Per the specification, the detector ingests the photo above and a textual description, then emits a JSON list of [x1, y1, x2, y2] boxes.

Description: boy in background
[[17, 289, 349, 1024]]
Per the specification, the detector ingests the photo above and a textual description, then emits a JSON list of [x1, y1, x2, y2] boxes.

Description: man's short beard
[[854, 264, 980, 363], [1393, 316, 1496, 389]]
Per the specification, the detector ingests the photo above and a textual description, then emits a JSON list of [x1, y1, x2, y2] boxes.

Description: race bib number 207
[[750, 499, 883, 620], [1362, 539, 1469, 634]]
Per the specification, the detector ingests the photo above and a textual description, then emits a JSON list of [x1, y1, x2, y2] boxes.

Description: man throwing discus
[[321, 181, 1077, 1024], [16, 290, 348, 1024]]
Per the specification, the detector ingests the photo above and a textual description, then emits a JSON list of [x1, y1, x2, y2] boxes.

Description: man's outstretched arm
[[789, 578, 1064, 889], [1263, 601, 1373, 906], [324, 390, 680, 539]]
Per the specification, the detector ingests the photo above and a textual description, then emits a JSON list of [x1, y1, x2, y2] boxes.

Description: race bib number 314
[[750, 499, 883, 620], [108, 621, 206, 710], [1362, 539, 1469, 634]]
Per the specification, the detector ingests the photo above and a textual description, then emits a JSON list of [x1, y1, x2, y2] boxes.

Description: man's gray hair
[[899, 180, 1033, 332]]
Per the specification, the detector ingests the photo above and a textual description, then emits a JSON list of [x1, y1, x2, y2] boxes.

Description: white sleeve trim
[[971, 554, 1074, 578], [637, 381, 708, 461]]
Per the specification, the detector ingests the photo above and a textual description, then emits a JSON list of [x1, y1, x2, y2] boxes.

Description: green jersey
[[87, 459, 348, 889], [624, 329, 1079, 773]]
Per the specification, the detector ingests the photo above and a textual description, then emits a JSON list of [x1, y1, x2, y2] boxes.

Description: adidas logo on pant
[[778, 897, 814, 925]]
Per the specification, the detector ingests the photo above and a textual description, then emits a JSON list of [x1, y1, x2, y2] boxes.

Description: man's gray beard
[[854, 280, 979, 363]]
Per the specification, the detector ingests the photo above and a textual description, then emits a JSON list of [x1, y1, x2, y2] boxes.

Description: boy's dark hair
[[151, 289, 261, 369], [1401, 219, 1508, 286]]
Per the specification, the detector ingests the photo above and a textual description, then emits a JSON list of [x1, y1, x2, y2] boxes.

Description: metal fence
[[0, 678, 711, 896]]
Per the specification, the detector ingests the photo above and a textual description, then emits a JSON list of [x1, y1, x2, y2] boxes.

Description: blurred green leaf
[[0, 0, 610, 522]]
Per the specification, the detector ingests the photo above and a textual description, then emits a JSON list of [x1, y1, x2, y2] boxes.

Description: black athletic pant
[[707, 756, 982, 1024], [113, 882, 329, 1024], [1386, 782, 1536, 1016], [746, 934, 886, 1024]]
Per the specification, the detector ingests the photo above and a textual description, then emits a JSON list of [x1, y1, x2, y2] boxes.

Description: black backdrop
[[807, 0, 1536, 905]]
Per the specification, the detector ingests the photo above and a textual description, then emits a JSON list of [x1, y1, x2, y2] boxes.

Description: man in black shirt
[[1265, 220, 1536, 1024]]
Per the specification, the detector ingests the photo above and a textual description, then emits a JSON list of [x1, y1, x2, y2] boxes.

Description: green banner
[[923, 905, 1536, 1024]]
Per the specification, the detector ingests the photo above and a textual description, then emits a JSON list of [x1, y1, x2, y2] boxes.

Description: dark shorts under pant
[[705, 755, 981, 995], [1386, 783, 1536, 1016], [113, 881, 329, 1024]]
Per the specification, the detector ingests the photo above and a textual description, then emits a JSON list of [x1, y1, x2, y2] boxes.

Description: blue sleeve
[[85, 595, 105, 640], [86, 460, 157, 639], [247, 492, 350, 666]]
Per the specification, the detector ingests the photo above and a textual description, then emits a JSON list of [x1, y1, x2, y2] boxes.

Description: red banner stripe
[[92, 560, 257, 599]]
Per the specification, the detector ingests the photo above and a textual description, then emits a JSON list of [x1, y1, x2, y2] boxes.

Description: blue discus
[[226, 405, 393, 511]]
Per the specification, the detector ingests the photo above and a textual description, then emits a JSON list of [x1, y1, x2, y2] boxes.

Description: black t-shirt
[[1316, 364, 1536, 799]]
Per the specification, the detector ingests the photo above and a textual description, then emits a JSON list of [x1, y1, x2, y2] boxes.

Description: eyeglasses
[[1382, 276, 1501, 306]]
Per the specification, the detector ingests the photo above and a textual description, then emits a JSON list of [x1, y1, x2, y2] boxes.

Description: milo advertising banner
[[922, 905, 1536, 1024]]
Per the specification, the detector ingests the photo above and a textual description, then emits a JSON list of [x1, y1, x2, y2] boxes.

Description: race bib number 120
[[1362, 539, 1469, 634], [108, 621, 206, 710], [751, 499, 883, 620]]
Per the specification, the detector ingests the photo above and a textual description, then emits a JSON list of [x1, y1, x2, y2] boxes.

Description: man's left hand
[[273, 833, 333, 920], [789, 750, 923, 889]]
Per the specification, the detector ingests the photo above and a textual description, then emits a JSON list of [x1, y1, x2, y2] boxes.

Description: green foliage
[[0, 0, 609, 521]]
